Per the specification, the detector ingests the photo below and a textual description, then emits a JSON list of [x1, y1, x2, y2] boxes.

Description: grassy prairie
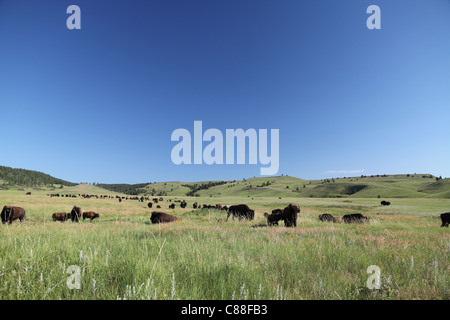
[[0, 188, 449, 300]]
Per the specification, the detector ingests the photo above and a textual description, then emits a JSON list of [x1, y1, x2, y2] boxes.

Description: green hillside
[[96, 174, 450, 199], [1, 164, 448, 199], [186, 174, 449, 199], [0, 165, 76, 189]]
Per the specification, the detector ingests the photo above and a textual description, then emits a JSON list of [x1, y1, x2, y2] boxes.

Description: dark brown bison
[[70, 206, 82, 223], [226, 204, 255, 221], [281, 204, 300, 227], [440, 212, 450, 227], [147, 202, 153, 208], [381, 200, 391, 206], [1, 206, 26, 224], [193, 202, 198, 209], [150, 211, 181, 224], [52, 212, 69, 222], [343, 213, 369, 224], [318, 213, 336, 223], [264, 209, 283, 226], [180, 200, 187, 208], [83, 211, 99, 221], [169, 203, 175, 209]]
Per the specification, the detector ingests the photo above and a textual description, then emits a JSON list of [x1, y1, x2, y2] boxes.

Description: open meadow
[[0, 185, 449, 300]]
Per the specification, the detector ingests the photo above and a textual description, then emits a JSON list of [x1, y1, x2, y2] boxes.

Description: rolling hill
[[0, 165, 76, 189], [93, 174, 450, 199], [0, 164, 448, 198]]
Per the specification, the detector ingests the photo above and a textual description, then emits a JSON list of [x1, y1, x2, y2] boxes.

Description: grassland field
[[0, 183, 449, 300]]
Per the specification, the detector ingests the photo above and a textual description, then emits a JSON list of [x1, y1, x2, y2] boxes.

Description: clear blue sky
[[1, 0, 449, 184]]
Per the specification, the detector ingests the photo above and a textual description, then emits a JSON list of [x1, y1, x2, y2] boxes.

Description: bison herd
[[50, 206, 100, 222], [263, 204, 300, 227], [1, 198, 449, 228]]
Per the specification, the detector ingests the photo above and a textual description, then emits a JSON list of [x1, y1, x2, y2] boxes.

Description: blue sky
[[0, 0, 449, 184]]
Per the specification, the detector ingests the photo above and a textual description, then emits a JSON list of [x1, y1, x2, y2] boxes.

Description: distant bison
[[52, 212, 69, 222], [282, 204, 300, 227], [226, 204, 255, 221], [147, 202, 153, 208], [193, 202, 198, 209], [1, 206, 26, 224], [150, 211, 181, 224], [343, 213, 369, 224], [83, 211, 99, 221], [264, 209, 283, 226], [381, 201, 391, 206], [169, 203, 175, 209], [440, 212, 450, 227], [70, 206, 82, 223], [318, 213, 336, 223]]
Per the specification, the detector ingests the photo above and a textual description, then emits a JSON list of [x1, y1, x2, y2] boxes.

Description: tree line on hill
[[183, 181, 228, 197], [0, 165, 76, 188], [96, 183, 150, 195]]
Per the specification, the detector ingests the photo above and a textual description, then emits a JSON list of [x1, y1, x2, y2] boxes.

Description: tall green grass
[[0, 191, 449, 300]]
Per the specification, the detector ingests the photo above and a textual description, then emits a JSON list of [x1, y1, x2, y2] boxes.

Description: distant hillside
[[1, 164, 448, 199], [0, 165, 77, 188], [95, 174, 450, 199]]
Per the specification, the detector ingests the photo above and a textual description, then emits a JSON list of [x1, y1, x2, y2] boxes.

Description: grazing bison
[[1, 206, 26, 224], [193, 202, 198, 209], [440, 212, 450, 227], [318, 213, 336, 223], [281, 204, 300, 227], [180, 200, 187, 208], [70, 206, 82, 223], [52, 212, 69, 222], [150, 211, 181, 224], [147, 202, 153, 208], [264, 209, 283, 226], [226, 204, 255, 221], [83, 211, 99, 221], [169, 203, 175, 209], [381, 200, 391, 206], [343, 213, 369, 224]]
